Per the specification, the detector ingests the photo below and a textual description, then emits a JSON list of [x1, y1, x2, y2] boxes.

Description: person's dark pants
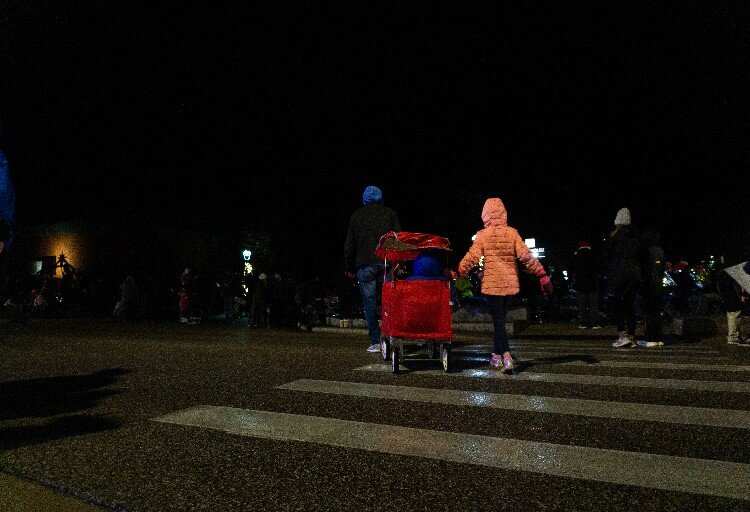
[[357, 263, 384, 346], [0, 252, 8, 300], [612, 289, 637, 336], [642, 290, 662, 341], [487, 295, 511, 355], [719, 271, 743, 313], [576, 291, 598, 327], [122, 300, 137, 322]]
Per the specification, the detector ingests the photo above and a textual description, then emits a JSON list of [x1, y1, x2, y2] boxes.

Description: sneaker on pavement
[[636, 340, 664, 348], [612, 336, 634, 348], [729, 336, 750, 347], [502, 355, 515, 373], [367, 344, 381, 353], [489, 353, 502, 368]]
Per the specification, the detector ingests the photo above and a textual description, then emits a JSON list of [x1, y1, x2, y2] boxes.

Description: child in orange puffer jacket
[[457, 197, 553, 373]]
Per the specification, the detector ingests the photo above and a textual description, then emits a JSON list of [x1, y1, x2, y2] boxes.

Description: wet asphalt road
[[1, 318, 749, 511]]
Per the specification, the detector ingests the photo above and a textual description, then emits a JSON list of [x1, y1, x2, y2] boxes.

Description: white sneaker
[[728, 336, 750, 346], [367, 344, 381, 353], [612, 336, 634, 348]]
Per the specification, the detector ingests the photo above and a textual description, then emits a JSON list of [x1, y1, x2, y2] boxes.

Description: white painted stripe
[[456, 355, 750, 372], [356, 364, 750, 393], [463, 343, 721, 355], [511, 352, 729, 363], [152, 405, 750, 500], [277, 379, 750, 429]]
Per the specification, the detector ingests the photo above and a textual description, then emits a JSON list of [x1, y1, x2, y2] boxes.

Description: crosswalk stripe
[[277, 379, 750, 429], [455, 355, 749, 372], [152, 405, 750, 500], [462, 343, 721, 355], [356, 364, 750, 392]]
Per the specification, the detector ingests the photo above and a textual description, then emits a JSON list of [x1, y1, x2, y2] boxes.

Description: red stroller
[[376, 231, 455, 374]]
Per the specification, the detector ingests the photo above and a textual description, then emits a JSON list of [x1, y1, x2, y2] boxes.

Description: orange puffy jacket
[[458, 198, 546, 296]]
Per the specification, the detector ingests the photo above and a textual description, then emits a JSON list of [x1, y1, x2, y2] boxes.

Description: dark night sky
[[1, 2, 748, 277]]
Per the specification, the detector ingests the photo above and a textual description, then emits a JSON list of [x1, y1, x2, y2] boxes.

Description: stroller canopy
[[375, 231, 452, 262]]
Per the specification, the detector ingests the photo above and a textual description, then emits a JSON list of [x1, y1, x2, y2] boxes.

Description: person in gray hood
[[344, 185, 401, 352]]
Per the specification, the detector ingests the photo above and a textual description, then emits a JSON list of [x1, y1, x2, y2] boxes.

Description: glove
[[539, 274, 553, 295]]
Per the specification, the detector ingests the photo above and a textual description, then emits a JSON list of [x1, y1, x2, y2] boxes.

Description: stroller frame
[[376, 231, 455, 374]]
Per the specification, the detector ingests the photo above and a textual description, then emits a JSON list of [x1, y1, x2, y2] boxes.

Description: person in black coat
[[571, 240, 601, 329], [344, 185, 401, 352], [637, 228, 666, 347], [605, 208, 642, 347]]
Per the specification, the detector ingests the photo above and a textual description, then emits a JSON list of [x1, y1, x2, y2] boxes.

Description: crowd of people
[[343, 185, 749, 366], [565, 208, 749, 348], [0, 173, 746, 356]]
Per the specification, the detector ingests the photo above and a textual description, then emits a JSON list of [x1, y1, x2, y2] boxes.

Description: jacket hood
[[481, 198, 507, 227], [614, 207, 631, 226], [362, 185, 383, 205]]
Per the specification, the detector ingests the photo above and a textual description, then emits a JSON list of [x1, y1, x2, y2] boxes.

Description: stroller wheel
[[440, 344, 452, 372], [391, 346, 400, 374], [426, 341, 436, 359], [380, 337, 390, 362]]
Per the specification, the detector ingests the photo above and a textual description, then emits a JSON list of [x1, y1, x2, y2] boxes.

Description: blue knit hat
[[362, 185, 383, 205]]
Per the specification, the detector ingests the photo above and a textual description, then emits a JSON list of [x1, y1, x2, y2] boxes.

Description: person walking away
[[605, 207, 642, 348], [670, 259, 697, 318], [344, 185, 401, 353], [178, 288, 191, 323], [120, 274, 139, 322], [250, 273, 270, 328], [571, 240, 601, 329], [0, 122, 15, 304], [637, 228, 666, 347], [716, 241, 750, 346], [457, 197, 553, 373]]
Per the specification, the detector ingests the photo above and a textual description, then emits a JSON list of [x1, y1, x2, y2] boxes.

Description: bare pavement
[[1, 318, 749, 511]]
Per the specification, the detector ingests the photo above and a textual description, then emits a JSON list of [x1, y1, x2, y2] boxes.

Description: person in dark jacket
[[605, 207, 642, 347], [571, 240, 601, 329], [636, 228, 666, 347], [716, 240, 750, 346], [120, 275, 139, 322], [344, 185, 401, 352], [0, 124, 15, 303], [669, 258, 697, 317], [250, 273, 270, 328]]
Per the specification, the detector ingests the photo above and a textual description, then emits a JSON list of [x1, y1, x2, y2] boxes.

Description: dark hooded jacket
[[344, 187, 401, 272], [640, 228, 665, 296], [604, 223, 642, 296], [571, 245, 599, 293]]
